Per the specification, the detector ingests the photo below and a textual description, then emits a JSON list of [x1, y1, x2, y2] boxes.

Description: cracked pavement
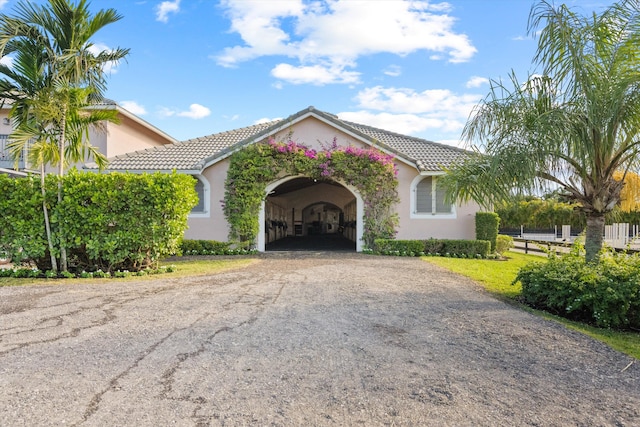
[[0, 254, 638, 426]]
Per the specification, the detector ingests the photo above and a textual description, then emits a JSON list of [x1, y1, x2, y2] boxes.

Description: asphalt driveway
[[0, 253, 638, 426]]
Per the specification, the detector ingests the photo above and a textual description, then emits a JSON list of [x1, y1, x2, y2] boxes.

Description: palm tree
[[0, 0, 129, 271], [443, 0, 640, 261]]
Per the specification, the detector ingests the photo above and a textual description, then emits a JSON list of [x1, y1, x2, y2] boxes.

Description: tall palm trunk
[[40, 163, 58, 272], [57, 105, 67, 272], [584, 213, 605, 262]]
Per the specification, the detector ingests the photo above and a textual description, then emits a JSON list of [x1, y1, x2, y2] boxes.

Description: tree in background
[[614, 170, 640, 212], [443, 0, 640, 261], [0, 0, 129, 271]]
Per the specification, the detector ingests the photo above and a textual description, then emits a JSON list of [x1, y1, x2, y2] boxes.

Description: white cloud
[[216, 0, 476, 85], [158, 103, 211, 119], [355, 85, 480, 116], [466, 76, 489, 88], [120, 101, 147, 115], [271, 63, 360, 85], [339, 110, 455, 136], [383, 65, 402, 77], [88, 43, 121, 74], [255, 117, 282, 125], [158, 107, 176, 118], [0, 1, 8, 9], [177, 104, 211, 119], [0, 55, 13, 67], [156, 0, 180, 23], [337, 85, 483, 145]]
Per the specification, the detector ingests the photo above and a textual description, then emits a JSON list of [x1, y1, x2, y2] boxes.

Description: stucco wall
[[394, 161, 479, 240], [95, 114, 173, 158], [184, 115, 480, 244], [183, 158, 231, 241], [271, 116, 370, 151]]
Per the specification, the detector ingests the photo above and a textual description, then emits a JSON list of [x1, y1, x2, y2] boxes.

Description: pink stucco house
[[101, 106, 481, 252], [0, 100, 177, 177]]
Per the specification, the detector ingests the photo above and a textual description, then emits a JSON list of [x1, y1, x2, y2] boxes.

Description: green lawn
[[424, 251, 640, 360], [424, 251, 539, 298]]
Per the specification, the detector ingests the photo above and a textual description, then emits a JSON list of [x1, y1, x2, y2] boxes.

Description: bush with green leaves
[[373, 238, 490, 258], [0, 174, 51, 265], [514, 244, 640, 329], [373, 239, 425, 256], [179, 239, 256, 255], [0, 171, 197, 273], [476, 212, 500, 252], [496, 234, 514, 255], [496, 197, 585, 230]]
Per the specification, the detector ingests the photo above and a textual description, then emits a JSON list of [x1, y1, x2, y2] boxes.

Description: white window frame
[[410, 173, 456, 219], [188, 174, 210, 218]]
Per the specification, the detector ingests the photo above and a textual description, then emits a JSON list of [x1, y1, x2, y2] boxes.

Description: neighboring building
[[0, 100, 177, 177], [99, 106, 481, 251]]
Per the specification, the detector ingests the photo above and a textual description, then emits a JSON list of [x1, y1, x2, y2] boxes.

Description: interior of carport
[[264, 177, 357, 251]]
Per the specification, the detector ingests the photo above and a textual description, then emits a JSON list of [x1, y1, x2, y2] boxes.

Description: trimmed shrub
[[373, 238, 490, 258], [476, 212, 500, 252], [515, 244, 640, 329], [496, 234, 514, 255], [374, 239, 424, 255], [440, 239, 491, 258], [423, 238, 445, 254], [0, 171, 197, 273], [0, 174, 51, 265], [179, 239, 257, 256], [180, 240, 231, 255]]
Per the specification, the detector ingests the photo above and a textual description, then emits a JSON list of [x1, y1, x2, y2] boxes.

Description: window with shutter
[[414, 175, 453, 215]]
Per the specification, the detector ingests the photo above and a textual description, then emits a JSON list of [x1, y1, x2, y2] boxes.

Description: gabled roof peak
[[99, 106, 470, 173]]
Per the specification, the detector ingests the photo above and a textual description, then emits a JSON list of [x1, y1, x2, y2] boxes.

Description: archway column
[[257, 175, 364, 252]]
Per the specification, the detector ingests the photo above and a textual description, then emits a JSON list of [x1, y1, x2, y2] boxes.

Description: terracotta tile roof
[[98, 106, 469, 172]]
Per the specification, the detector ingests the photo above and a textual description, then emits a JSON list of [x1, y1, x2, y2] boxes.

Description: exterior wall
[[187, 115, 481, 245], [1, 108, 173, 172], [270, 116, 370, 151], [95, 113, 172, 158], [394, 161, 479, 240], [183, 158, 231, 241]]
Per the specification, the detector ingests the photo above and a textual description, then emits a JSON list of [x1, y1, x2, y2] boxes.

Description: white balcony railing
[[0, 134, 26, 170]]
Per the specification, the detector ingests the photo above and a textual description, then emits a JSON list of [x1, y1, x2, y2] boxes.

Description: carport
[[258, 176, 362, 252]]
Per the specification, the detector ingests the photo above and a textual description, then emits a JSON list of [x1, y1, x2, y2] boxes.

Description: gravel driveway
[[0, 253, 638, 426]]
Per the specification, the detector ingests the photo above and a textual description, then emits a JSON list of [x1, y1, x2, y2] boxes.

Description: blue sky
[[0, 0, 613, 146]]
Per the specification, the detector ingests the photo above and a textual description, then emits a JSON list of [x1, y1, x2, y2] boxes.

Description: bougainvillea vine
[[223, 137, 399, 248]]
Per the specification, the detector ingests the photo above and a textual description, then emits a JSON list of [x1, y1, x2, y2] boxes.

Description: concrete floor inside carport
[[265, 233, 356, 251]]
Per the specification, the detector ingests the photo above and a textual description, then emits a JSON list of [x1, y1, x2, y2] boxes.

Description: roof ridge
[[340, 119, 469, 153], [182, 119, 282, 143], [109, 142, 168, 161]]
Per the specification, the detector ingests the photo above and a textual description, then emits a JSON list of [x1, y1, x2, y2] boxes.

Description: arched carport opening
[[258, 176, 364, 252]]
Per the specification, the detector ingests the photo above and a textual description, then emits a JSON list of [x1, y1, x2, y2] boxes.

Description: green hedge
[[0, 175, 51, 264], [179, 239, 256, 255], [0, 171, 197, 273], [476, 212, 500, 252], [373, 238, 491, 258], [515, 245, 640, 329]]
